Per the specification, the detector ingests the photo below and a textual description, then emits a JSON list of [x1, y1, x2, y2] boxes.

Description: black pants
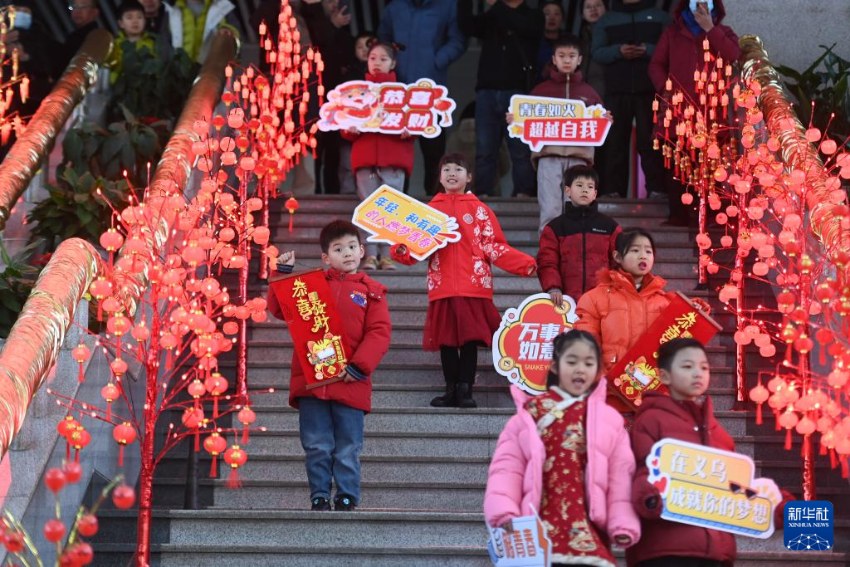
[[420, 132, 447, 195], [601, 91, 665, 197], [637, 557, 725, 567], [314, 130, 341, 194], [439, 343, 477, 384]]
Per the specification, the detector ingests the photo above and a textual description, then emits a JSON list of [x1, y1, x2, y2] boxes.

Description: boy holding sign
[[628, 338, 736, 566]]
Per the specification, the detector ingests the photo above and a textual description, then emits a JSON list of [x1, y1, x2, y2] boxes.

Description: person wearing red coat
[[267, 221, 392, 511], [628, 338, 736, 566], [392, 153, 536, 408], [648, 0, 740, 225], [342, 41, 416, 270]]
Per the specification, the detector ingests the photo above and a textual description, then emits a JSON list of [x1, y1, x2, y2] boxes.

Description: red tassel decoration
[[241, 425, 249, 445], [78, 363, 84, 383], [75, 449, 80, 462], [118, 445, 125, 467], [830, 448, 837, 469], [213, 397, 219, 419], [65, 441, 70, 461], [209, 455, 218, 478], [106, 401, 112, 422], [784, 428, 792, 450], [819, 438, 827, 456], [774, 410, 781, 431], [755, 403, 763, 425], [841, 457, 848, 479], [226, 468, 242, 489], [801, 434, 810, 458], [194, 430, 200, 452]]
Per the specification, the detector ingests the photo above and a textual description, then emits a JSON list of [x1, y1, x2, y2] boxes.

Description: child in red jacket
[[343, 40, 415, 271], [629, 338, 736, 566], [537, 164, 620, 307], [267, 220, 392, 512], [392, 153, 536, 408]]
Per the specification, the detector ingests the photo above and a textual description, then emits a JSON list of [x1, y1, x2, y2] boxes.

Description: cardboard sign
[[268, 269, 349, 389], [352, 184, 461, 261], [318, 78, 456, 138], [487, 514, 552, 567], [608, 292, 721, 411], [507, 95, 611, 151], [647, 438, 781, 539], [492, 293, 579, 395]]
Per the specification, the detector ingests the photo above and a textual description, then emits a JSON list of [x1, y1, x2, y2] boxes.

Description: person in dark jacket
[[592, 0, 669, 198], [628, 338, 736, 566], [537, 165, 620, 305], [649, 0, 739, 225], [57, 0, 100, 74], [459, 0, 543, 197], [379, 0, 466, 195]]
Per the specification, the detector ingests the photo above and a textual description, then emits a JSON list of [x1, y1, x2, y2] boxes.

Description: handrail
[[0, 238, 100, 459], [0, 29, 113, 230]]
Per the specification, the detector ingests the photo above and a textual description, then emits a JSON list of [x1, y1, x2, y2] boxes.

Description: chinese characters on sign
[[318, 78, 456, 138], [487, 513, 552, 567], [268, 269, 349, 389], [507, 95, 612, 151], [492, 293, 578, 395], [647, 439, 781, 539], [352, 184, 461, 261], [607, 292, 722, 412]]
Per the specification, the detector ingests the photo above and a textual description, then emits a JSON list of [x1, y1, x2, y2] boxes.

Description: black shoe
[[430, 382, 457, 407], [456, 383, 477, 408], [333, 494, 357, 511], [311, 496, 331, 511]]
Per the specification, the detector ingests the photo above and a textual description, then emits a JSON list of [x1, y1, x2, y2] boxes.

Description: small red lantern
[[69, 426, 91, 462], [112, 422, 137, 467], [44, 468, 66, 494], [182, 406, 205, 451], [43, 519, 65, 543], [101, 382, 120, 421], [237, 406, 256, 444], [57, 416, 79, 460], [223, 445, 248, 489], [204, 432, 227, 478], [112, 484, 136, 509], [63, 461, 82, 484], [76, 514, 98, 537], [285, 195, 299, 233], [72, 344, 90, 382], [204, 372, 228, 418]]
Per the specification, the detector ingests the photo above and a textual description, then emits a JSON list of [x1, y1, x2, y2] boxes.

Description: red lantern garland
[[203, 432, 227, 478], [223, 444, 248, 489]]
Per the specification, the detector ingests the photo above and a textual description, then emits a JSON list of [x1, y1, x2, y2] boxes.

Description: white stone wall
[[723, 0, 850, 72]]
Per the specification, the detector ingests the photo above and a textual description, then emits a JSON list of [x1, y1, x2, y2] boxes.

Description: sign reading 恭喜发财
[[647, 438, 782, 539], [507, 95, 611, 152], [352, 184, 460, 261], [268, 269, 349, 389], [318, 78, 456, 138], [492, 293, 578, 395]]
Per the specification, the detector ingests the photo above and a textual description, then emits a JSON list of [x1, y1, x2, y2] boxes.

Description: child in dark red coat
[[392, 153, 536, 408], [343, 40, 415, 271], [268, 221, 392, 512], [537, 165, 620, 306], [628, 338, 736, 566]]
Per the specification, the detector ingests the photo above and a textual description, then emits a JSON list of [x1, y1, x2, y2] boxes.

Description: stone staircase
[[92, 195, 848, 566]]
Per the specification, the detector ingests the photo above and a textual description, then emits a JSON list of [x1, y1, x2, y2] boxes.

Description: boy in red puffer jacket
[[343, 40, 415, 271], [537, 164, 620, 307], [268, 220, 392, 512]]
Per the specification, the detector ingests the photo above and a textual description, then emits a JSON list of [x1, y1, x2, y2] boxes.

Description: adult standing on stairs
[[378, 0, 467, 195]]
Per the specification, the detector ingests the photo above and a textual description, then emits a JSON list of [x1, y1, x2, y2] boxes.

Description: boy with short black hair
[[537, 164, 620, 306], [109, 0, 157, 84], [628, 338, 737, 566], [267, 220, 392, 512], [514, 34, 607, 231]]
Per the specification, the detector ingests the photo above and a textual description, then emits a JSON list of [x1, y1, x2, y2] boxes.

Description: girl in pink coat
[[484, 330, 640, 566]]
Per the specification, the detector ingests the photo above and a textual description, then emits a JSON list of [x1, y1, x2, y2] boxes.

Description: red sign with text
[[268, 269, 349, 389], [608, 292, 722, 412]]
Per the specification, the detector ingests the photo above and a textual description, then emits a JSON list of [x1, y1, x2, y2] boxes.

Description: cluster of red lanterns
[[655, 39, 850, 480]]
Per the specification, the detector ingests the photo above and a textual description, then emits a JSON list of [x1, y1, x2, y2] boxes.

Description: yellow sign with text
[[352, 184, 460, 261], [647, 439, 781, 539], [507, 95, 611, 151]]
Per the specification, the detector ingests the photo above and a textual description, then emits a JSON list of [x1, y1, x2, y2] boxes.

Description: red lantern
[[204, 432, 227, 478], [72, 344, 90, 382], [749, 382, 769, 424], [223, 445, 249, 489], [237, 406, 256, 444], [57, 415, 79, 460], [69, 426, 91, 462], [76, 514, 98, 537], [112, 422, 137, 467], [43, 519, 65, 543], [285, 196, 299, 233], [44, 468, 66, 494], [63, 461, 82, 484], [112, 484, 136, 509], [182, 406, 205, 451], [101, 382, 120, 421], [204, 372, 228, 418]]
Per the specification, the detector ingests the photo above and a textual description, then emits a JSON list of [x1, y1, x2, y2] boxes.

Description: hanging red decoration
[[203, 432, 227, 478], [223, 444, 248, 489], [112, 422, 137, 467], [72, 344, 90, 382], [285, 196, 299, 233]]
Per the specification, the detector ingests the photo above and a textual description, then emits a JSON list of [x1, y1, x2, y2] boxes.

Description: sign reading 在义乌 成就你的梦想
[[647, 438, 782, 539]]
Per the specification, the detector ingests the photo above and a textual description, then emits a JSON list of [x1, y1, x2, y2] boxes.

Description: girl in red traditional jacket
[[485, 330, 640, 566], [392, 153, 536, 408], [343, 40, 415, 271]]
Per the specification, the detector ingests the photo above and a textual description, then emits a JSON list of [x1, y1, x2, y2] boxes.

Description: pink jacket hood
[[484, 381, 641, 545]]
